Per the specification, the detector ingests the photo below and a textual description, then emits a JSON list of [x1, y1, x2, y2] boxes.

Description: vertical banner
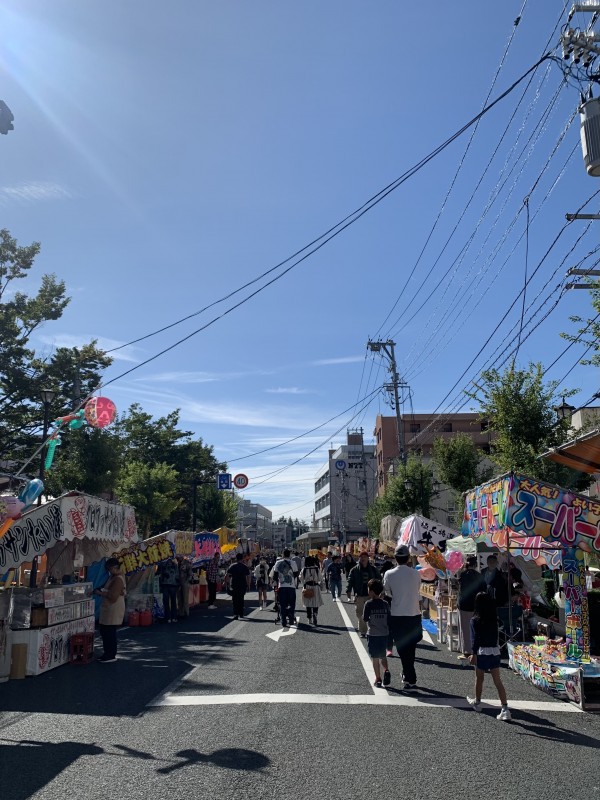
[[563, 547, 591, 663]]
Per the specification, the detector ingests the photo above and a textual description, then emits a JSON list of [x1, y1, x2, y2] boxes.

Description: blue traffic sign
[[217, 473, 232, 490]]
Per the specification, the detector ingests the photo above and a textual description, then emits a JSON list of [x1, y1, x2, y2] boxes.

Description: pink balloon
[[419, 566, 437, 581], [0, 496, 25, 525]]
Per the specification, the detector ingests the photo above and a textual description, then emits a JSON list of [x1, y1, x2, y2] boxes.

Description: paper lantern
[[84, 396, 117, 428]]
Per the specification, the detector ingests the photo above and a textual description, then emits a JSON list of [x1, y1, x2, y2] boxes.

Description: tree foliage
[[467, 363, 592, 491], [365, 456, 435, 537], [115, 461, 181, 538], [432, 432, 490, 495]]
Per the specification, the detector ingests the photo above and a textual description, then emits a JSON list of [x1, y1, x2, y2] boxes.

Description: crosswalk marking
[[149, 692, 581, 712]]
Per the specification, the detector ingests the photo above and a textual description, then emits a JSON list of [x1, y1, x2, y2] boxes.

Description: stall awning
[[542, 429, 600, 474]]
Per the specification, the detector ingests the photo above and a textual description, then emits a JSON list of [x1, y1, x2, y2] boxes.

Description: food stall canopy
[[0, 492, 138, 573], [542, 429, 600, 475], [397, 514, 460, 554], [462, 472, 600, 560], [444, 535, 478, 556]]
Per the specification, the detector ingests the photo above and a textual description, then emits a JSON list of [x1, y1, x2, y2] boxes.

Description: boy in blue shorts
[[363, 578, 391, 687]]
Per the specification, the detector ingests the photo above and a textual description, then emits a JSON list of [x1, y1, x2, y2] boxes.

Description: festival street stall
[[0, 492, 137, 677], [463, 472, 600, 710], [121, 529, 220, 618]]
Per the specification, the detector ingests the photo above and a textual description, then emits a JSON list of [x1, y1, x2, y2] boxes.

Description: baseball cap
[[395, 545, 410, 558]]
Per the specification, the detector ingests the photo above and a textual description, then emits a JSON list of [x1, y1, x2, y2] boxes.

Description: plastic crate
[[70, 632, 95, 664]]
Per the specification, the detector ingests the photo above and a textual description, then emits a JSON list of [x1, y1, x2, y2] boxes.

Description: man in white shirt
[[383, 545, 422, 691]]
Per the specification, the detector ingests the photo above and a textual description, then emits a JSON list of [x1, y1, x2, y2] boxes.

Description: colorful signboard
[[563, 547, 591, 662], [116, 537, 175, 575], [508, 643, 583, 707], [0, 494, 138, 572]]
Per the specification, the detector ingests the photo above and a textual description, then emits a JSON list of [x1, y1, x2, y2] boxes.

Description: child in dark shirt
[[467, 592, 511, 721], [363, 579, 391, 688]]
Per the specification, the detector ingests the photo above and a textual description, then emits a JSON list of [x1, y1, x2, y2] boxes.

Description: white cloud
[[0, 181, 72, 205], [37, 333, 139, 363], [140, 369, 274, 384], [265, 387, 314, 395], [312, 355, 365, 366]]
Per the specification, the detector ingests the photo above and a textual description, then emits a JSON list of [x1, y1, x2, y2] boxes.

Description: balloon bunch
[[0, 478, 44, 538], [422, 545, 448, 578], [444, 549, 465, 574], [44, 397, 117, 472]]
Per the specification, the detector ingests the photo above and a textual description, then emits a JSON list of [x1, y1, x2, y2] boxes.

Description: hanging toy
[[18, 478, 44, 509], [44, 434, 61, 470]]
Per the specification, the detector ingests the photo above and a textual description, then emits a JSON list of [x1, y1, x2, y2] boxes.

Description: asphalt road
[[1, 588, 600, 800]]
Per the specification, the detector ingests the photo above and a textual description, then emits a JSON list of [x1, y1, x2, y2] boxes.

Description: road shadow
[[157, 747, 270, 774], [508, 711, 600, 748], [0, 738, 271, 797], [0, 607, 248, 718]]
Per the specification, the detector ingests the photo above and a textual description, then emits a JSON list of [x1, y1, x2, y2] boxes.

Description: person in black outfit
[[481, 555, 509, 607], [457, 555, 486, 657], [226, 553, 251, 619]]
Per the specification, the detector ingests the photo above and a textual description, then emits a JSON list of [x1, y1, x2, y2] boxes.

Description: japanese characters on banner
[[462, 474, 563, 568], [189, 532, 219, 566], [0, 494, 138, 572], [398, 514, 459, 554], [563, 547, 591, 663], [116, 537, 175, 575]]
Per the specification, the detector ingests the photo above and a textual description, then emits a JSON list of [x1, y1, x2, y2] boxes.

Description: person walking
[[206, 551, 220, 609], [467, 591, 512, 721], [291, 552, 302, 588], [343, 553, 356, 581], [272, 549, 297, 628], [457, 555, 486, 658], [177, 555, 193, 619], [383, 545, 422, 691], [158, 556, 180, 623], [363, 578, 391, 687], [346, 552, 380, 637], [380, 553, 396, 657], [94, 558, 126, 663], [322, 552, 333, 592], [327, 555, 344, 602], [301, 556, 323, 625], [254, 555, 271, 609], [226, 553, 252, 619]]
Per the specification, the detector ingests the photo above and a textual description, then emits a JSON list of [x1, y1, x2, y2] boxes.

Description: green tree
[[432, 432, 491, 496], [561, 285, 600, 366], [44, 427, 121, 498], [115, 461, 181, 537], [0, 228, 111, 466], [365, 495, 388, 537], [195, 486, 237, 531], [468, 363, 592, 490]]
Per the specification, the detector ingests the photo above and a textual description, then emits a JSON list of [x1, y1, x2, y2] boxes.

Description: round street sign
[[335, 459, 347, 471], [233, 473, 249, 490]]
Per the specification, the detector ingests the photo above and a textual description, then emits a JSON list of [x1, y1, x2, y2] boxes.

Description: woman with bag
[[301, 556, 323, 626]]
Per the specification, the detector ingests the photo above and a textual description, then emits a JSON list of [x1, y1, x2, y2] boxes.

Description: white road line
[[335, 600, 388, 695], [266, 625, 297, 642], [150, 692, 581, 712]]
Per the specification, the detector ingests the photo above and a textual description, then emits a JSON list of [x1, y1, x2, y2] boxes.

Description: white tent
[[396, 514, 461, 555]]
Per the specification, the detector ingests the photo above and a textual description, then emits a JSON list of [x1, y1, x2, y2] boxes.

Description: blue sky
[[1, 1, 599, 521]]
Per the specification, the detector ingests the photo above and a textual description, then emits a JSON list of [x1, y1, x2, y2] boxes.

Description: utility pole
[[367, 339, 408, 465]]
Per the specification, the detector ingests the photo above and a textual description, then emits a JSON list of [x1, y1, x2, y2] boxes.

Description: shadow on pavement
[[0, 738, 271, 798], [508, 712, 600, 748], [0, 606, 248, 718]]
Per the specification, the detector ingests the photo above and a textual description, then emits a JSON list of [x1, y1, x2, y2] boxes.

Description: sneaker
[[360, 632, 366, 638], [208, 605, 217, 610], [374, 679, 383, 688], [402, 682, 417, 692], [233, 615, 239, 620], [497, 707, 512, 722], [98, 656, 117, 663], [467, 697, 482, 712], [383, 670, 391, 687], [332, 598, 337, 602], [282, 624, 289, 630]]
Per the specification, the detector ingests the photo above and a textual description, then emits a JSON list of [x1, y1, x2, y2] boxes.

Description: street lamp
[[39, 389, 56, 491], [31, 388, 56, 587], [555, 397, 575, 421]]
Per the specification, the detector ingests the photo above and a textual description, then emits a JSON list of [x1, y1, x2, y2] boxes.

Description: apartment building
[[313, 430, 377, 543]]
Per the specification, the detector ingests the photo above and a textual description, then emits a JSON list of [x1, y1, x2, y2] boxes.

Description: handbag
[[302, 587, 315, 599]]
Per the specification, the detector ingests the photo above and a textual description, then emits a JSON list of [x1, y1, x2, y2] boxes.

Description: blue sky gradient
[[1, 1, 598, 520]]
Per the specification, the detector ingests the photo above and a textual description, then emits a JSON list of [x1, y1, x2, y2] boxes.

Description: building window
[[442, 422, 452, 433], [410, 423, 421, 434], [480, 420, 489, 432]]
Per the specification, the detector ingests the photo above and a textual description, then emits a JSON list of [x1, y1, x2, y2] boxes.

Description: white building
[[313, 430, 377, 543]]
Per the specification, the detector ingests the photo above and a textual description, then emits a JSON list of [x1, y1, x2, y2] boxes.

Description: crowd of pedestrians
[[215, 545, 513, 720]]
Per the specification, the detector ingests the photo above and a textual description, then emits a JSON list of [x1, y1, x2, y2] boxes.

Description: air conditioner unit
[[580, 97, 600, 176]]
